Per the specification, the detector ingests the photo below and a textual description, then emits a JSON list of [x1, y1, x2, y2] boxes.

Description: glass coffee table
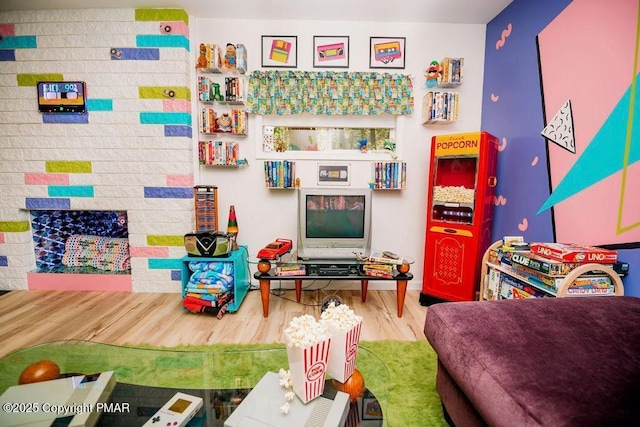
[[0, 340, 389, 426]]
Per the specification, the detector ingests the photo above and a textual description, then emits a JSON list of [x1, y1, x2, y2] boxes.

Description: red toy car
[[257, 238, 293, 260]]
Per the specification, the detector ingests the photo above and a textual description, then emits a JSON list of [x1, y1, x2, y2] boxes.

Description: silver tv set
[[297, 187, 372, 260]]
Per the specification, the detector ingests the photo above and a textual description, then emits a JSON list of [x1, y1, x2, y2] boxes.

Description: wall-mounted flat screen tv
[[37, 81, 86, 113]]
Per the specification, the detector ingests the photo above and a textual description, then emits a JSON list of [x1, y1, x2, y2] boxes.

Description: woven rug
[[0, 340, 446, 427]]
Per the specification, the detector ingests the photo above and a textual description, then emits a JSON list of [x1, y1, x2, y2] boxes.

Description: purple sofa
[[424, 297, 640, 426]]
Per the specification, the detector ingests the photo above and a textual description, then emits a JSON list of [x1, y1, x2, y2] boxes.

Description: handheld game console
[[143, 392, 203, 427]]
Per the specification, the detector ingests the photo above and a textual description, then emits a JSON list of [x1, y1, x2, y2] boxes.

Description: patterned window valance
[[247, 70, 413, 116]]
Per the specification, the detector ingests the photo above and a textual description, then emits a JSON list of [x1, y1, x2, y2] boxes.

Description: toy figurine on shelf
[[210, 82, 223, 101], [217, 113, 232, 132], [223, 43, 237, 71], [359, 139, 368, 153], [384, 139, 398, 159], [274, 139, 287, 152], [196, 43, 208, 68], [425, 60, 442, 88]]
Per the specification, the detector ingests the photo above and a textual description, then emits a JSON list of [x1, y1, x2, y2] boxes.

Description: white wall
[[193, 17, 487, 290]]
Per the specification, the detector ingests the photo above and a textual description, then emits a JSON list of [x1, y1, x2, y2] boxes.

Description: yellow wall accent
[[45, 161, 92, 173]]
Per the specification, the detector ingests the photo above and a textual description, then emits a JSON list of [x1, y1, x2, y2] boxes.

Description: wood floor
[[0, 287, 429, 358]]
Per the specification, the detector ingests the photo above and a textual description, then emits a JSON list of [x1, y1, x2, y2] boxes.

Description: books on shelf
[[198, 76, 247, 104], [224, 77, 247, 102], [198, 75, 213, 102], [422, 91, 459, 124], [199, 140, 244, 166], [264, 160, 296, 188], [373, 162, 406, 189], [200, 108, 248, 135], [438, 57, 464, 87]]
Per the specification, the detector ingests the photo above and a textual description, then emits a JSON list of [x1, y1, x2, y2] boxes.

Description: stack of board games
[[275, 263, 306, 276], [529, 242, 617, 264], [483, 238, 626, 300], [362, 261, 393, 279]]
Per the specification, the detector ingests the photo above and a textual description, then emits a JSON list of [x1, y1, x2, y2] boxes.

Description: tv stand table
[[253, 258, 413, 318]]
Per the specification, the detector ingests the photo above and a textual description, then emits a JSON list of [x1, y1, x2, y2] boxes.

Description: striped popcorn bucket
[[325, 320, 362, 383], [286, 336, 332, 403]]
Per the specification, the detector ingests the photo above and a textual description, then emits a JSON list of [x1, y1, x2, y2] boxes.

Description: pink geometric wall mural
[[538, 0, 640, 245]]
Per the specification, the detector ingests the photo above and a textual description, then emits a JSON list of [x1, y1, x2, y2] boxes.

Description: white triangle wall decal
[[541, 99, 575, 153]]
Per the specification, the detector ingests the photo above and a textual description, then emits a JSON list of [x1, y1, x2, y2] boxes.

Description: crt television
[[37, 81, 86, 113], [297, 187, 372, 260]]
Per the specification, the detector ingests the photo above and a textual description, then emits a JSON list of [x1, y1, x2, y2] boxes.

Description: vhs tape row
[[199, 140, 245, 166], [421, 91, 459, 124], [372, 161, 406, 189], [197, 76, 247, 104], [200, 108, 248, 135], [437, 57, 464, 88], [264, 160, 296, 189]]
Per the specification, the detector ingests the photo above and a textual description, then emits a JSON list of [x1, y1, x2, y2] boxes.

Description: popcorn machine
[[420, 131, 498, 304]]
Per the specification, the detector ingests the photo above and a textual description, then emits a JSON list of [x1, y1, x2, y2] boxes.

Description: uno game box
[[529, 242, 617, 264]]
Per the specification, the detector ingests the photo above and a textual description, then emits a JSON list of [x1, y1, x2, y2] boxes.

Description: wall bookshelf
[[372, 161, 406, 190], [422, 57, 463, 125], [264, 160, 296, 189], [421, 91, 459, 124], [196, 42, 248, 169], [198, 75, 248, 106], [199, 108, 248, 135], [198, 140, 248, 166], [436, 57, 463, 88]]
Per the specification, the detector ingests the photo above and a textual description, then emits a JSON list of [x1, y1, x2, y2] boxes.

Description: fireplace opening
[[30, 210, 130, 274]]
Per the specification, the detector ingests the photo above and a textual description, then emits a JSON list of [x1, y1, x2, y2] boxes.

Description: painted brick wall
[[0, 8, 194, 292]]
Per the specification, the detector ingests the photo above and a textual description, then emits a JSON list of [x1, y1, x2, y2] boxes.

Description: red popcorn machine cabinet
[[420, 131, 498, 304]]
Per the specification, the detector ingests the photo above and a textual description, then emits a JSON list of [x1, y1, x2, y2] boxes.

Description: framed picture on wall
[[313, 36, 349, 68], [317, 163, 350, 186], [369, 36, 406, 69], [261, 35, 298, 68]]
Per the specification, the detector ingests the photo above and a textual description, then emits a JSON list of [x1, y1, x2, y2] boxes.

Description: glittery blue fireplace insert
[[30, 210, 129, 274]]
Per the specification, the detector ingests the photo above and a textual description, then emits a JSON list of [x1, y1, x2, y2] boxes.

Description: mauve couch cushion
[[424, 297, 640, 427]]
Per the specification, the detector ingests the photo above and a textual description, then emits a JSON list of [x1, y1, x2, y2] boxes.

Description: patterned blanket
[[61, 235, 130, 272]]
